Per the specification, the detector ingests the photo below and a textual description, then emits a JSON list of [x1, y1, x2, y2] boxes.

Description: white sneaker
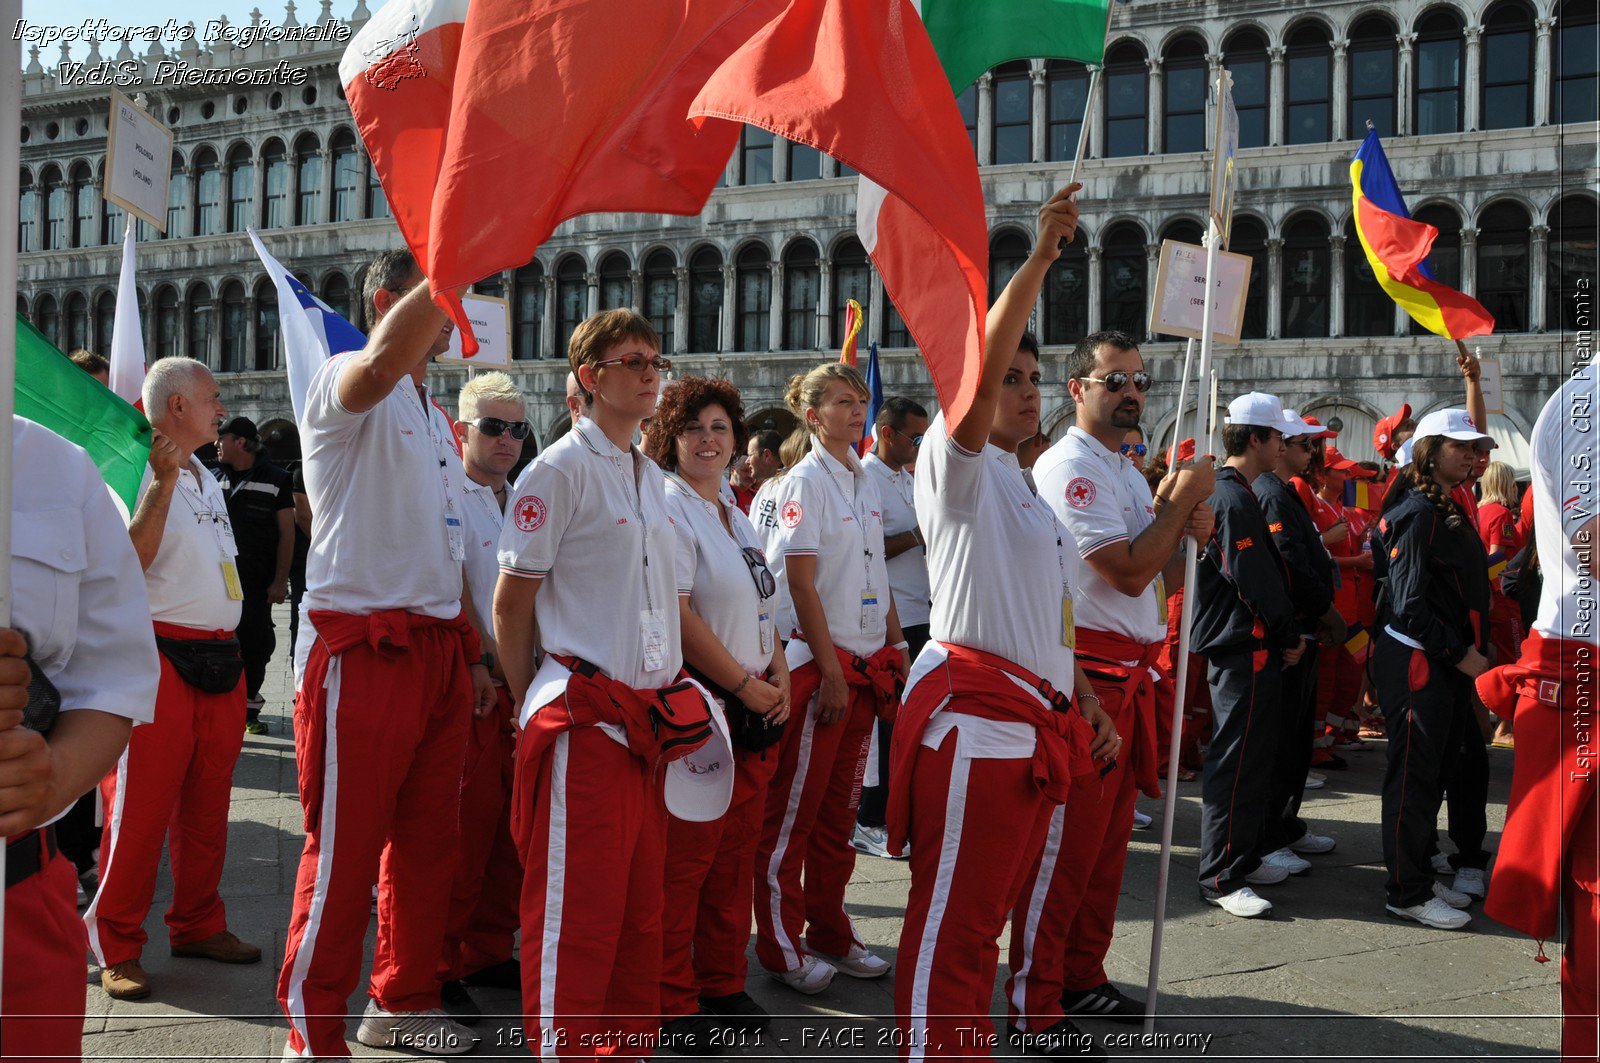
[[1431, 851, 1455, 875], [1206, 886, 1273, 918], [355, 1000, 477, 1055], [809, 943, 891, 979], [1132, 810, 1154, 830], [1433, 880, 1473, 909], [1303, 772, 1325, 790], [771, 955, 836, 995], [1245, 861, 1290, 886], [1261, 847, 1312, 875], [1452, 866, 1487, 899], [1388, 896, 1472, 930], [1290, 831, 1336, 855], [851, 823, 894, 859]]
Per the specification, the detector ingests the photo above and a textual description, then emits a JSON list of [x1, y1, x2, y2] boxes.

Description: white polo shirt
[[916, 413, 1081, 700], [301, 355, 465, 618], [499, 419, 683, 708], [461, 476, 506, 639], [863, 453, 931, 627], [666, 474, 776, 676], [1531, 358, 1599, 644], [760, 440, 891, 658], [749, 476, 793, 638], [140, 457, 244, 632], [1034, 426, 1167, 646]]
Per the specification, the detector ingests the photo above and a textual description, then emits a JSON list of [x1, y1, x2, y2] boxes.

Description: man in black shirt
[[214, 416, 294, 734]]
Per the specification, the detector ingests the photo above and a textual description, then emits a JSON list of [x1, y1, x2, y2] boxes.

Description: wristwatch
[[478, 651, 495, 671]]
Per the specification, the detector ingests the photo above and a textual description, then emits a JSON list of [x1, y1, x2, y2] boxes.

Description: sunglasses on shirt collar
[[471, 417, 532, 440]]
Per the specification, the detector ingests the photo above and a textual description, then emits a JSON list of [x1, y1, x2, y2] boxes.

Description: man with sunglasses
[[1015, 329, 1216, 1029], [439, 371, 533, 1019]]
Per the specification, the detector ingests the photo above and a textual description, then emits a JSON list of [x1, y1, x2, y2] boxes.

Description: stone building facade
[[16, 0, 1598, 472]]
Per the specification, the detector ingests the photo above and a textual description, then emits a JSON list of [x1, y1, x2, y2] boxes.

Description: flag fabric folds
[[918, 0, 1111, 91], [1342, 478, 1375, 510], [693, 0, 989, 425], [837, 299, 864, 366], [1350, 130, 1495, 341], [109, 219, 146, 407], [249, 230, 368, 423], [858, 341, 884, 456], [16, 315, 152, 512]]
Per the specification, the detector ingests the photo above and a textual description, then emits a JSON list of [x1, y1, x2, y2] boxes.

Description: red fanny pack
[[538, 654, 713, 766]]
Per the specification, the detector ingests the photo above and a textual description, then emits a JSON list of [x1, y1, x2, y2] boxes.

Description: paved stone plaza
[[78, 608, 1559, 1061]]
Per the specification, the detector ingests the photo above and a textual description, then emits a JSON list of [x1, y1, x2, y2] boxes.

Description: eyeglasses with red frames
[[594, 353, 673, 374]]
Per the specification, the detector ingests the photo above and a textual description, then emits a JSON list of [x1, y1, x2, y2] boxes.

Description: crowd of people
[[0, 183, 1593, 1063]]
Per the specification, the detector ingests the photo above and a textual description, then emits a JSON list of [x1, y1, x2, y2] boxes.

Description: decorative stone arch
[[1094, 214, 1151, 248], [745, 406, 800, 439], [1042, 404, 1077, 440], [1297, 395, 1389, 463], [777, 232, 823, 260], [1541, 186, 1600, 222], [1273, 205, 1338, 240], [1338, 3, 1402, 39], [1472, 192, 1539, 227], [544, 412, 574, 448], [1280, 10, 1340, 46], [1103, 33, 1152, 60], [1156, 25, 1214, 58], [1411, 0, 1477, 34]]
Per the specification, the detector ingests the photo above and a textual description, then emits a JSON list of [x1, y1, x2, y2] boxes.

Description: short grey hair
[[361, 248, 419, 330], [141, 357, 211, 421]]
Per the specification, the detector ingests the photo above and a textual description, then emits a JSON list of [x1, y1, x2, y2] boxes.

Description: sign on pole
[[437, 293, 512, 368], [1149, 239, 1253, 343], [104, 90, 173, 232], [1479, 354, 1505, 415], [1209, 68, 1239, 248]]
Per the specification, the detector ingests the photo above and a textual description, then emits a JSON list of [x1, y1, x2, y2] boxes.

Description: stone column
[[585, 271, 599, 317], [773, 137, 791, 183], [1206, 52, 1223, 149], [541, 276, 557, 359], [673, 266, 689, 354], [1144, 242, 1162, 340], [1332, 39, 1350, 141], [1329, 234, 1346, 337], [1086, 247, 1103, 333], [1459, 227, 1479, 297], [285, 152, 299, 227], [868, 269, 886, 344], [1267, 237, 1284, 339], [320, 146, 335, 224], [1268, 46, 1286, 146], [253, 148, 268, 227], [1530, 224, 1549, 332], [818, 260, 835, 351], [1464, 26, 1482, 132], [629, 269, 643, 312], [1146, 57, 1164, 155], [721, 264, 738, 351], [1397, 34, 1416, 136], [1090, 65, 1106, 158], [244, 293, 258, 372], [976, 72, 995, 166], [1030, 61, 1048, 163], [821, 154, 839, 180], [1534, 17, 1555, 126], [768, 261, 784, 351]]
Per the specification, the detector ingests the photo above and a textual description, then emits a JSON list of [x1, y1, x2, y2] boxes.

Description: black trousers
[[1440, 710, 1491, 870], [1198, 647, 1282, 898], [1375, 635, 1473, 907], [1263, 641, 1321, 853], [287, 567, 306, 658], [857, 623, 929, 829], [237, 571, 276, 705]]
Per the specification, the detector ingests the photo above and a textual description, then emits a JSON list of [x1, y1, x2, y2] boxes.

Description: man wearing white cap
[[1191, 393, 1305, 918]]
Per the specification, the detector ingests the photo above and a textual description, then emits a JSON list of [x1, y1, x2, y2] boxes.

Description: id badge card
[[641, 609, 668, 672], [221, 560, 245, 601], [1061, 591, 1076, 649], [759, 609, 774, 656], [446, 515, 466, 562], [860, 590, 880, 634], [1155, 573, 1168, 625]]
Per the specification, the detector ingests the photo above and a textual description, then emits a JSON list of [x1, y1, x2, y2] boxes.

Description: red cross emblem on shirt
[[1066, 477, 1097, 508], [513, 495, 547, 533]]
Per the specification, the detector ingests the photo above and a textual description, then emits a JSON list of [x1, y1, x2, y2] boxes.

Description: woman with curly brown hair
[[651, 376, 792, 1048]]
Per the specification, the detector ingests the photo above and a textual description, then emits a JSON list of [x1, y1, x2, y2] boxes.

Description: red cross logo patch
[[1066, 477, 1097, 508], [780, 500, 804, 528], [513, 495, 547, 533], [1538, 678, 1560, 705]]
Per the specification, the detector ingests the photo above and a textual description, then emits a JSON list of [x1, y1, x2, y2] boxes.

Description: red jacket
[[521, 654, 714, 770]]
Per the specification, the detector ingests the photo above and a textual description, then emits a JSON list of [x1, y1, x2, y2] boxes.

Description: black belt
[[6, 825, 59, 889]]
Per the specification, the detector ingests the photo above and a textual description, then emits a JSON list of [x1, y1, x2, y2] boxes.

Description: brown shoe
[[170, 930, 262, 965], [101, 960, 151, 1000]]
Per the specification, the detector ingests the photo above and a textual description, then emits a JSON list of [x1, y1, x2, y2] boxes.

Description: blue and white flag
[[248, 228, 367, 422], [857, 340, 884, 456]]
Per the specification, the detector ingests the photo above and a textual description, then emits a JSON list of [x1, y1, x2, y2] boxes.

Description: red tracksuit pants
[[513, 717, 664, 1061], [277, 627, 472, 1058], [441, 686, 523, 983], [1006, 682, 1138, 1030], [754, 667, 877, 974], [893, 726, 1055, 1061], [3, 845, 86, 1063], [1315, 642, 1364, 746], [1565, 871, 1600, 1062], [85, 624, 245, 966], [661, 746, 780, 1018]]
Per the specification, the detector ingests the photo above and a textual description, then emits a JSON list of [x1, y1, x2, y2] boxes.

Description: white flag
[[108, 218, 146, 405], [247, 229, 367, 424]]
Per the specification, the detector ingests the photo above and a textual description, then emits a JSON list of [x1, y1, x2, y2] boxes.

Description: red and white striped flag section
[[837, 298, 863, 366], [692, 0, 988, 424]]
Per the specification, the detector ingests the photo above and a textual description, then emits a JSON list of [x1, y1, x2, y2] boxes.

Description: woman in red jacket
[[1475, 460, 1524, 747]]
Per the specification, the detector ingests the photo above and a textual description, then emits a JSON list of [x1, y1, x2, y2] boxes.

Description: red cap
[[1301, 415, 1337, 440], [1165, 437, 1196, 465], [1373, 403, 1413, 461], [1325, 446, 1375, 477]]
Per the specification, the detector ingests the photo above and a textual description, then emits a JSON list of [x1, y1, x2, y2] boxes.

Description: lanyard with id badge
[[416, 388, 467, 563], [823, 458, 882, 635], [613, 437, 667, 672], [178, 470, 244, 600]]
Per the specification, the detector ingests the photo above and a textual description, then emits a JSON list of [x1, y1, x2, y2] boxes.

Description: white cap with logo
[[663, 694, 736, 823], [1412, 408, 1496, 449]]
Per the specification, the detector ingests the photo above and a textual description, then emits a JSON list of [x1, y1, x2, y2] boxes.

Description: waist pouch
[[156, 635, 244, 695], [687, 665, 784, 753]]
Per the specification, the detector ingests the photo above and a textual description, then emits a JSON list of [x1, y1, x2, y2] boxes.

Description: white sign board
[[1479, 355, 1504, 415], [437, 293, 512, 368], [104, 90, 173, 232], [1149, 240, 1253, 344]]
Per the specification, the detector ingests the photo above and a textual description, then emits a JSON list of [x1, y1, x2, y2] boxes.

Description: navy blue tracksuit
[[1193, 466, 1301, 898]]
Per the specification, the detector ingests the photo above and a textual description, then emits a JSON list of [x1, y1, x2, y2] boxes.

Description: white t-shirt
[[1034, 426, 1167, 645], [300, 356, 465, 618], [666, 474, 777, 676], [915, 413, 1081, 699], [759, 440, 891, 657], [1531, 358, 1600, 644], [863, 453, 931, 627], [461, 476, 506, 639], [498, 419, 683, 701], [140, 458, 244, 631]]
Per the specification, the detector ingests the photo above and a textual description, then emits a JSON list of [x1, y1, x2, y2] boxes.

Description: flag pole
[[1067, 0, 1115, 187]]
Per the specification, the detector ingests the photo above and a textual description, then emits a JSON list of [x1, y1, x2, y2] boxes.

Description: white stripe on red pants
[[754, 666, 877, 973], [893, 728, 1054, 1061], [276, 627, 472, 1059], [3, 849, 86, 1062], [661, 745, 780, 1018], [513, 719, 664, 1061], [85, 625, 245, 967]]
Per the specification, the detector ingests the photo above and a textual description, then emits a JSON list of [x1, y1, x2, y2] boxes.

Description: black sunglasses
[[741, 546, 777, 599], [472, 417, 531, 440], [1080, 371, 1153, 394]]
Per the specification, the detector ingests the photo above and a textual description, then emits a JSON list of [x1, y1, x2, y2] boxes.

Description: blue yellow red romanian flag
[[1344, 620, 1371, 657], [1342, 478, 1375, 510], [1350, 130, 1495, 340]]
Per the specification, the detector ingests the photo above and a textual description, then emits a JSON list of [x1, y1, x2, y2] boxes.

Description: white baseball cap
[[1412, 408, 1496, 449], [1280, 407, 1318, 439], [663, 689, 735, 823], [1225, 392, 1288, 430]]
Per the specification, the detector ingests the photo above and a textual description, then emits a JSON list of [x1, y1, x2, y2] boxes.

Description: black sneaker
[[1006, 1019, 1105, 1061], [1062, 980, 1145, 1025], [700, 989, 770, 1032], [461, 957, 521, 989], [440, 979, 481, 1026], [660, 1009, 725, 1056]]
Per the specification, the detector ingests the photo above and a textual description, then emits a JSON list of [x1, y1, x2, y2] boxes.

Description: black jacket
[[1254, 471, 1334, 630], [1371, 484, 1492, 665], [1194, 465, 1300, 657]]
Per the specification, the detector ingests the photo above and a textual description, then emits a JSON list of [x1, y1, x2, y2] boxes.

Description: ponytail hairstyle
[[1406, 434, 1465, 530], [782, 361, 871, 455]]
